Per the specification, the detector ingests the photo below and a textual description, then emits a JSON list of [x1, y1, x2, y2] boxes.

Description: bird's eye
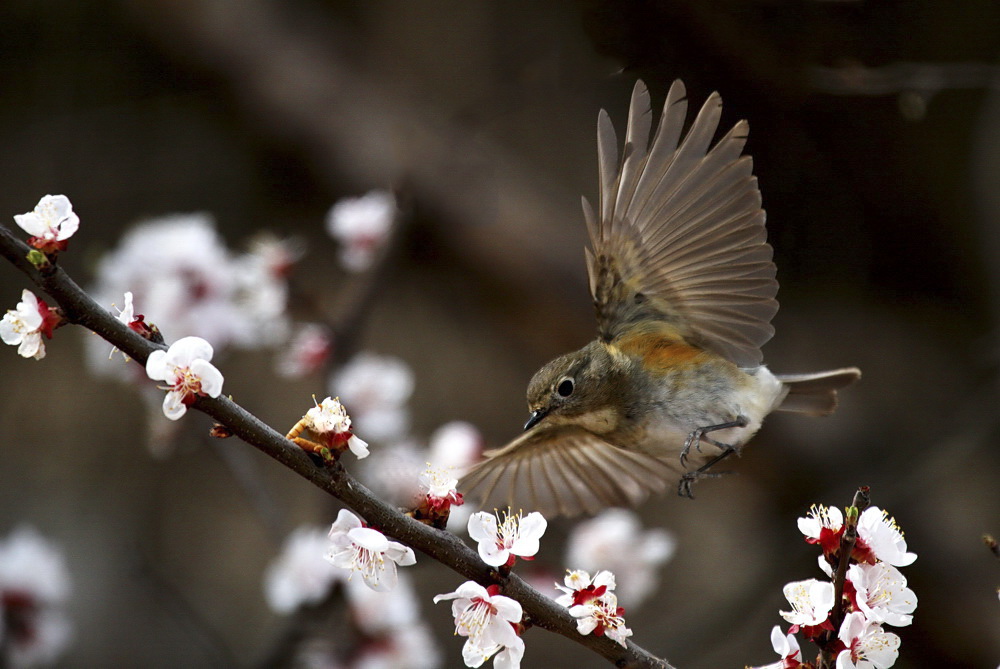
[[557, 378, 574, 398]]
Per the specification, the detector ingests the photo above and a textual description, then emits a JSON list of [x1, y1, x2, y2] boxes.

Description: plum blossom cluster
[[325, 509, 415, 592], [330, 352, 415, 444], [556, 569, 633, 647], [87, 214, 294, 377], [753, 503, 917, 669], [0, 526, 73, 667], [1, 290, 60, 360], [264, 525, 438, 668], [325, 190, 397, 272]]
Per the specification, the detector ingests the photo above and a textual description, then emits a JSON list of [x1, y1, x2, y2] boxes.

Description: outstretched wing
[[459, 424, 680, 517], [584, 80, 778, 368]]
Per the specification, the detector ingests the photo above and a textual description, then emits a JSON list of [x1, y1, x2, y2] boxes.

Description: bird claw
[[678, 416, 749, 468]]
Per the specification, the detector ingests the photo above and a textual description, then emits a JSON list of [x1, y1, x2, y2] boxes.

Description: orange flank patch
[[613, 332, 708, 371]]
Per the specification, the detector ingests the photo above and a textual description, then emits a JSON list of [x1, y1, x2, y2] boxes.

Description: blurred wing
[[584, 80, 778, 367], [459, 424, 678, 517]]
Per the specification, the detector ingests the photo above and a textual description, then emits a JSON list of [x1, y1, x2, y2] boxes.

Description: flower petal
[[190, 358, 224, 397], [162, 390, 187, 420]]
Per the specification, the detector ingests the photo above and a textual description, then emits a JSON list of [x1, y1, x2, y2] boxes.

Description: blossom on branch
[[846, 562, 917, 627], [554, 569, 616, 607], [779, 579, 835, 636], [14, 194, 79, 253], [325, 509, 415, 592], [145, 336, 224, 420], [288, 396, 369, 460], [1, 289, 59, 360], [750, 625, 803, 669], [835, 612, 900, 669], [467, 509, 546, 568], [855, 507, 917, 568], [568, 590, 632, 648], [433, 581, 524, 668]]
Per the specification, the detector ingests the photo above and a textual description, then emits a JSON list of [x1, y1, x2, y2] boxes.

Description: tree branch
[[0, 222, 672, 668]]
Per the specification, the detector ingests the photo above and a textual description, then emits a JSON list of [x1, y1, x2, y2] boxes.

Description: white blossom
[[568, 591, 632, 647], [847, 562, 917, 627], [13, 195, 79, 243], [145, 336, 224, 420], [857, 507, 916, 567], [1, 290, 47, 360], [749, 625, 802, 669], [467, 510, 546, 568], [325, 509, 414, 592], [554, 569, 616, 608], [326, 190, 397, 272], [303, 397, 369, 459], [433, 581, 523, 668], [835, 612, 900, 669], [780, 579, 835, 627]]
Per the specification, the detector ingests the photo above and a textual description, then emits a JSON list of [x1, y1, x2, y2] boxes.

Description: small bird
[[460, 80, 860, 517]]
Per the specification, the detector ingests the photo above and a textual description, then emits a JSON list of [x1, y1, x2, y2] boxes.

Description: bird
[[459, 80, 861, 517]]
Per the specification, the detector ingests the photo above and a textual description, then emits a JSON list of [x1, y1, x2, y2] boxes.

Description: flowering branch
[[0, 221, 672, 669]]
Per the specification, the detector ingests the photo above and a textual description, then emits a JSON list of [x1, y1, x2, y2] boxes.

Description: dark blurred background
[[1, 1, 998, 667]]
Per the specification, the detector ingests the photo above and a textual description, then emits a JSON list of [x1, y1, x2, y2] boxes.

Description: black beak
[[523, 409, 547, 431]]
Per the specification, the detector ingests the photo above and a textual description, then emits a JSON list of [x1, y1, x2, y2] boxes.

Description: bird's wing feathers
[[460, 424, 679, 517], [586, 79, 778, 367]]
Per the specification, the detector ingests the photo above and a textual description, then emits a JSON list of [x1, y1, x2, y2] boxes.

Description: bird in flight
[[461, 80, 860, 517]]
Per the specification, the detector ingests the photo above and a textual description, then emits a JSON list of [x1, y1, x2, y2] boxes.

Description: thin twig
[[0, 222, 672, 668]]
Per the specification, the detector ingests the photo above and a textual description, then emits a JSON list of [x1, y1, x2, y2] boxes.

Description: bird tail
[[774, 367, 861, 416]]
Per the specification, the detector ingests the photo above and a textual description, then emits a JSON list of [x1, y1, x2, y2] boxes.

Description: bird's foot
[[677, 434, 745, 499], [678, 415, 749, 467]]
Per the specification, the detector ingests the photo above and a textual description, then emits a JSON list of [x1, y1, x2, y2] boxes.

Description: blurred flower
[[145, 336, 224, 420], [427, 421, 482, 475], [835, 612, 900, 669], [14, 195, 79, 253], [750, 625, 802, 669], [780, 579, 835, 630], [467, 509, 546, 568], [349, 624, 441, 669], [0, 526, 72, 668], [329, 353, 414, 444], [568, 591, 632, 648], [564, 509, 674, 608], [87, 214, 290, 378], [1, 290, 57, 360], [554, 569, 615, 607], [264, 526, 343, 614], [326, 190, 397, 272], [855, 507, 916, 568], [276, 323, 332, 378], [433, 581, 523, 669], [325, 509, 415, 592], [847, 563, 917, 627], [302, 397, 369, 459]]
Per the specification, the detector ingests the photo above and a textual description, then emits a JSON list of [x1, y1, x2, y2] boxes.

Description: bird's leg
[[677, 448, 738, 498], [679, 415, 749, 467]]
